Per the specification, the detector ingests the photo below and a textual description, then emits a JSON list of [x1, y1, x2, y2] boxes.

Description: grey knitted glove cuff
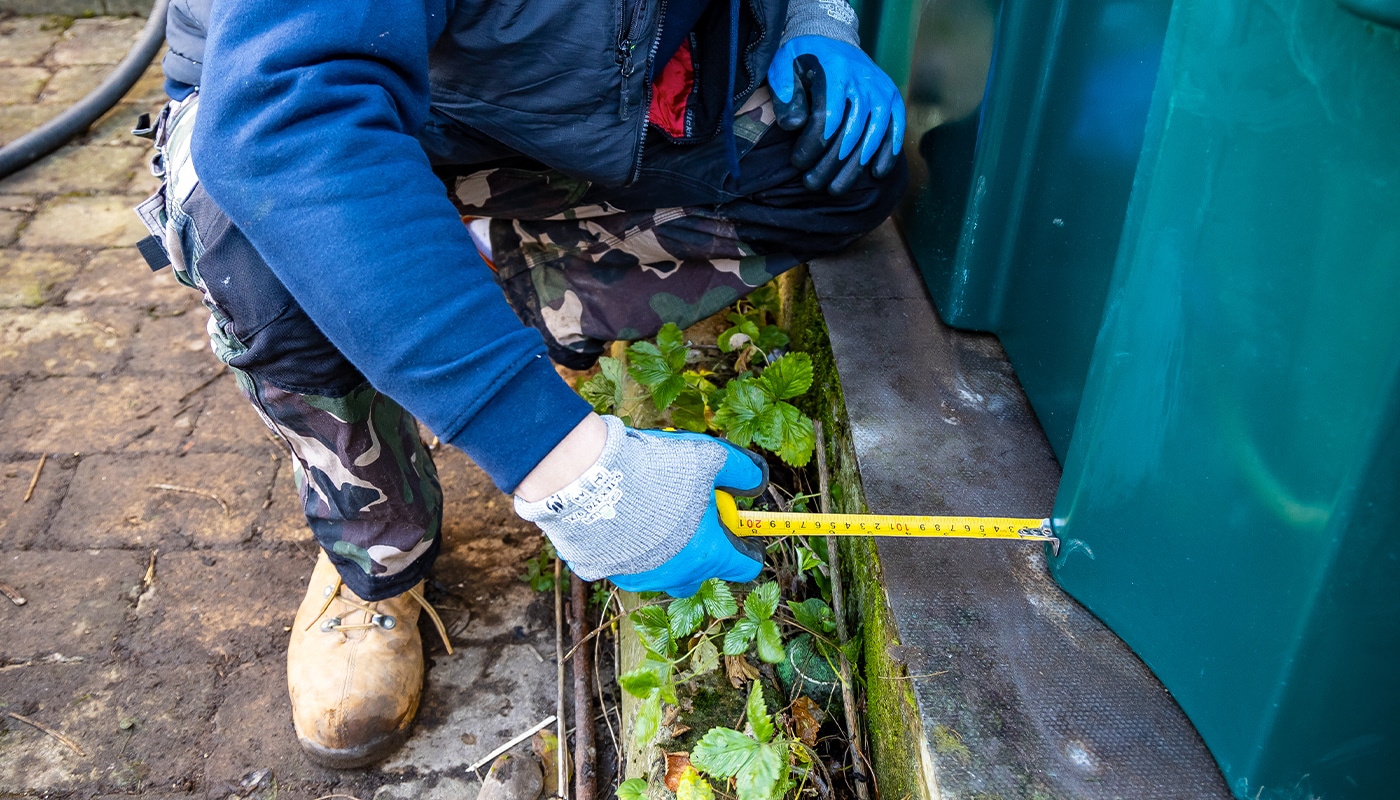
[[514, 415, 728, 581], [781, 0, 860, 47]]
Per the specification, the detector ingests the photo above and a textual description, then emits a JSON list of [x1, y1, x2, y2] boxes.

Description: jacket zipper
[[625, 0, 666, 182], [702, 0, 766, 143], [616, 0, 648, 119]]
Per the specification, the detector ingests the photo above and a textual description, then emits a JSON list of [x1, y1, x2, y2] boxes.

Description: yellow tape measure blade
[[714, 491, 1057, 552]]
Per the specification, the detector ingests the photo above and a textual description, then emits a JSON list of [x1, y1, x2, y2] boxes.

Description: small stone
[[475, 753, 544, 800]]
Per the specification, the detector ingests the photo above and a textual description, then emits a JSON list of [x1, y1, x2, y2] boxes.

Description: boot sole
[[298, 724, 413, 770]]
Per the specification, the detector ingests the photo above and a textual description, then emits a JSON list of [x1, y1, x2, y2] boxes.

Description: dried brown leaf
[[725, 654, 761, 688], [791, 696, 824, 747], [664, 752, 693, 791]]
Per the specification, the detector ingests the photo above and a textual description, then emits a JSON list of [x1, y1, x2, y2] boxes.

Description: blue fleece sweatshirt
[[192, 0, 591, 493]]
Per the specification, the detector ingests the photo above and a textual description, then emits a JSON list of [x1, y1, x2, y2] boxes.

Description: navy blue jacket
[[159, 0, 842, 492]]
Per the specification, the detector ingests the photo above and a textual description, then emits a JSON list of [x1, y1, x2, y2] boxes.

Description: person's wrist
[[514, 412, 608, 502]]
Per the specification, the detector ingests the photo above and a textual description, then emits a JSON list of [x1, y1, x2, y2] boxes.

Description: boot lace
[[305, 578, 454, 655]]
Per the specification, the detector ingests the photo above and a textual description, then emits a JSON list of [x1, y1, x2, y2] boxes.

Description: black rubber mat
[[808, 222, 1231, 799]]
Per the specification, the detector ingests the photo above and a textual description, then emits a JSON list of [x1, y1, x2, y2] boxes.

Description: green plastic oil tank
[[880, 0, 1174, 459], [1050, 2, 1400, 797], [871, 0, 1400, 797]]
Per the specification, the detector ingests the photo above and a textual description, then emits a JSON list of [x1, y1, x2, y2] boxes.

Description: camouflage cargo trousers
[[137, 87, 905, 596], [438, 84, 906, 367]]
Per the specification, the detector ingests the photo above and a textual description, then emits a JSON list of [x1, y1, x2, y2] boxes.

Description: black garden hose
[[0, 0, 169, 179]]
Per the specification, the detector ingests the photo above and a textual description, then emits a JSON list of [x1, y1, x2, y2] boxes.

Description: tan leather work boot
[[287, 551, 452, 768]]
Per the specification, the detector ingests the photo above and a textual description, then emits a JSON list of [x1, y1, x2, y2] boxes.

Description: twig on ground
[[0, 654, 85, 672], [313, 794, 365, 800], [0, 582, 26, 606], [555, 557, 569, 800], [570, 573, 596, 800], [595, 588, 620, 760], [815, 421, 871, 800], [177, 364, 229, 404], [23, 453, 47, 503], [143, 550, 158, 591], [466, 715, 559, 774], [150, 483, 230, 516], [6, 712, 86, 756]]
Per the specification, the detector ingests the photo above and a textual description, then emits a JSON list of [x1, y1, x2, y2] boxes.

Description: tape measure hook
[[1018, 519, 1061, 557]]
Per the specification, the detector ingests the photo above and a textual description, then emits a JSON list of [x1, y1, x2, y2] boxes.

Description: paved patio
[[0, 14, 567, 799]]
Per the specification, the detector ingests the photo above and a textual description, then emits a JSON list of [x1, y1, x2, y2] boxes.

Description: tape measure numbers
[[715, 492, 1059, 554]]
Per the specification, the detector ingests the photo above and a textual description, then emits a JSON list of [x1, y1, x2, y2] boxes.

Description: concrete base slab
[[808, 222, 1231, 799]]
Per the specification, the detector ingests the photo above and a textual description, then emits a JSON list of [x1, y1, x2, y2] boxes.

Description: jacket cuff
[[444, 354, 593, 494]]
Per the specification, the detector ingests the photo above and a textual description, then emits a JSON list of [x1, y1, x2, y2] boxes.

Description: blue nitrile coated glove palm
[[768, 35, 906, 195], [514, 416, 768, 598]]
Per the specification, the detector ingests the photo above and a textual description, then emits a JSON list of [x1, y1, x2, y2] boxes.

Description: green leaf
[[755, 619, 785, 664], [656, 322, 689, 370], [758, 352, 813, 400], [634, 690, 662, 750], [578, 357, 626, 414], [628, 341, 672, 387], [744, 582, 780, 621], [718, 313, 763, 353], [713, 378, 771, 447], [629, 328, 690, 410], [772, 402, 816, 467], [690, 635, 720, 676], [746, 682, 775, 744], [691, 727, 760, 779], [787, 598, 836, 634], [676, 768, 716, 800], [842, 637, 862, 665], [795, 546, 826, 576], [698, 578, 739, 619], [754, 325, 790, 354], [668, 595, 706, 640], [618, 668, 663, 698], [617, 778, 649, 800], [734, 743, 786, 800], [631, 606, 674, 657], [670, 386, 709, 432], [723, 618, 758, 656]]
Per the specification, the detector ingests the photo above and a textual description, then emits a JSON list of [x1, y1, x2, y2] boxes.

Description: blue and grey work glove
[[514, 415, 768, 598], [768, 35, 906, 195]]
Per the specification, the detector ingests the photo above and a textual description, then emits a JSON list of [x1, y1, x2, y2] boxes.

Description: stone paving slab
[[67, 248, 196, 313], [48, 453, 275, 549], [0, 15, 64, 67], [122, 550, 308, 668], [0, 64, 46, 103], [0, 548, 146, 660], [0, 142, 148, 194], [0, 375, 201, 453], [181, 372, 277, 455], [19, 193, 152, 248], [0, 660, 217, 794], [0, 306, 136, 376], [0, 249, 86, 308], [0, 102, 56, 146], [0, 454, 76, 549], [126, 310, 221, 379], [40, 63, 110, 103], [49, 16, 146, 66]]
